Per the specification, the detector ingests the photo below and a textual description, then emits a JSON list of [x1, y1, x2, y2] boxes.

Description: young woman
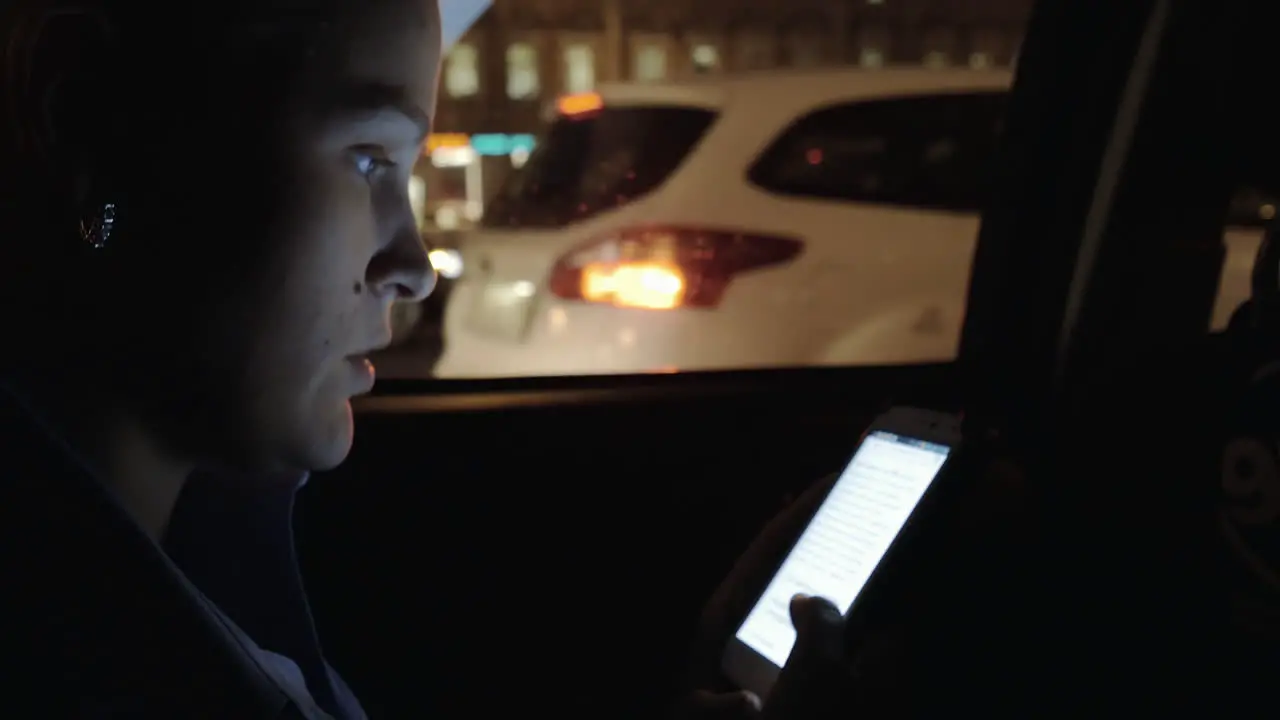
[[0, 0, 437, 715], [0, 0, 845, 716]]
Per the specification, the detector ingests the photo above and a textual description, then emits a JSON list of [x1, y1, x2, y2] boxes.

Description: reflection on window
[[445, 43, 480, 97], [969, 52, 991, 69], [634, 44, 667, 82], [924, 50, 949, 68], [860, 48, 885, 68], [564, 44, 596, 94], [692, 44, 720, 74], [506, 43, 539, 100]]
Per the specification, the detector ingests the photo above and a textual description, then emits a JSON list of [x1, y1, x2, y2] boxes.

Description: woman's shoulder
[[0, 383, 300, 717]]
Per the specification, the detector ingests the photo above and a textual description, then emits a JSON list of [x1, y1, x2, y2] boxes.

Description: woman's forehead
[[334, 0, 440, 107]]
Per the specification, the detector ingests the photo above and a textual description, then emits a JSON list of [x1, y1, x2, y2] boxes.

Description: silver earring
[[79, 202, 117, 249]]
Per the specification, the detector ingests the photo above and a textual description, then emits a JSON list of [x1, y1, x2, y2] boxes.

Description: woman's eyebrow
[[323, 80, 432, 140]]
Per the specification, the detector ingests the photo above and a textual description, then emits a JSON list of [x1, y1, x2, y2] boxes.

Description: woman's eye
[[352, 150, 394, 180]]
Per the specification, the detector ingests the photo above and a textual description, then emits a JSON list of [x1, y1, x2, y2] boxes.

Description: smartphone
[[721, 406, 961, 700]]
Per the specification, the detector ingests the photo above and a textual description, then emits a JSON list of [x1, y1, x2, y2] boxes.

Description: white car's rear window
[[748, 91, 1007, 213], [482, 105, 717, 229]]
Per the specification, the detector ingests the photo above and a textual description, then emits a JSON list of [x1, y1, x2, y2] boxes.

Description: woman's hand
[[686, 476, 838, 692], [675, 475, 846, 720], [677, 593, 851, 720], [677, 456, 1030, 719]]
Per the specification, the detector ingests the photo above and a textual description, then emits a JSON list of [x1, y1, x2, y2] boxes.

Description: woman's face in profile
[[187, 0, 440, 472]]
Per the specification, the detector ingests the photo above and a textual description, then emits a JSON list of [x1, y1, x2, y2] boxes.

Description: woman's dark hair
[[0, 0, 349, 359]]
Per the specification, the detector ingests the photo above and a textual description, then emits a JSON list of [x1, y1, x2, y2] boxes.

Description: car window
[[482, 106, 717, 229], [1211, 186, 1276, 331], [379, 5, 1274, 380], [747, 92, 1007, 213], [367, 6, 1276, 383]]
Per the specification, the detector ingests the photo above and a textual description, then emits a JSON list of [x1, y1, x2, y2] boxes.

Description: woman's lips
[[346, 355, 376, 393]]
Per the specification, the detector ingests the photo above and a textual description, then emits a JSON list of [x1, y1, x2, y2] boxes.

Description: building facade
[[414, 0, 1034, 230]]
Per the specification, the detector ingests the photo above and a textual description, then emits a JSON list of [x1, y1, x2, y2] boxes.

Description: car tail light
[[548, 227, 803, 310], [556, 92, 604, 118]]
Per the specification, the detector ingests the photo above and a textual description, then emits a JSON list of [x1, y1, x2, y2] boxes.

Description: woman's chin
[[293, 400, 356, 472]]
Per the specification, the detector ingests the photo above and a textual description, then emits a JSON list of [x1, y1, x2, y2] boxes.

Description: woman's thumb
[[762, 595, 848, 720], [788, 594, 845, 664]]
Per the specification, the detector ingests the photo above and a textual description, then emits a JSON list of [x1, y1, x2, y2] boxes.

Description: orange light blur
[[424, 133, 470, 153], [581, 262, 685, 310], [556, 92, 604, 117]]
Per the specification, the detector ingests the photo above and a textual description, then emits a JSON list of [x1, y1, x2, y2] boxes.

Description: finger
[[689, 475, 839, 685], [788, 594, 845, 664], [685, 689, 763, 720], [763, 597, 847, 720]]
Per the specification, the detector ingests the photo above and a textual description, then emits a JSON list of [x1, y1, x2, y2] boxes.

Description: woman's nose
[[368, 223, 436, 302]]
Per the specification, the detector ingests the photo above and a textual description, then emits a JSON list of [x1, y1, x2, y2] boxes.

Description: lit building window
[[436, 206, 460, 230], [564, 43, 596, 94], [922, 27, 957, 70], [970, 27, 1009, 68], [857, 26, 890, 68], [691, 43, 720, 74], [787, 34, 825, 68], [506, 42, 540, 99], [633, 43, 667, 82], [445, 43, 480, 97]]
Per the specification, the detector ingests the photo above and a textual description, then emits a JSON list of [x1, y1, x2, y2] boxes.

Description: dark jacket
[[0, 385, 365, 718]]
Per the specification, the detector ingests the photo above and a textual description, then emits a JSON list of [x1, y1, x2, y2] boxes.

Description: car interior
[[293, 0, 1279, 715]]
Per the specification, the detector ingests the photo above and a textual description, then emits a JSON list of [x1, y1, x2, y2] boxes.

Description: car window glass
[[483, 106, 717, 229], [747, 92, 1007, 213], [387, 7, 1263, 380]]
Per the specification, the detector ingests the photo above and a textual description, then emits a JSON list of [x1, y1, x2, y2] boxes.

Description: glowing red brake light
[[548, 227, 803, 310]]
